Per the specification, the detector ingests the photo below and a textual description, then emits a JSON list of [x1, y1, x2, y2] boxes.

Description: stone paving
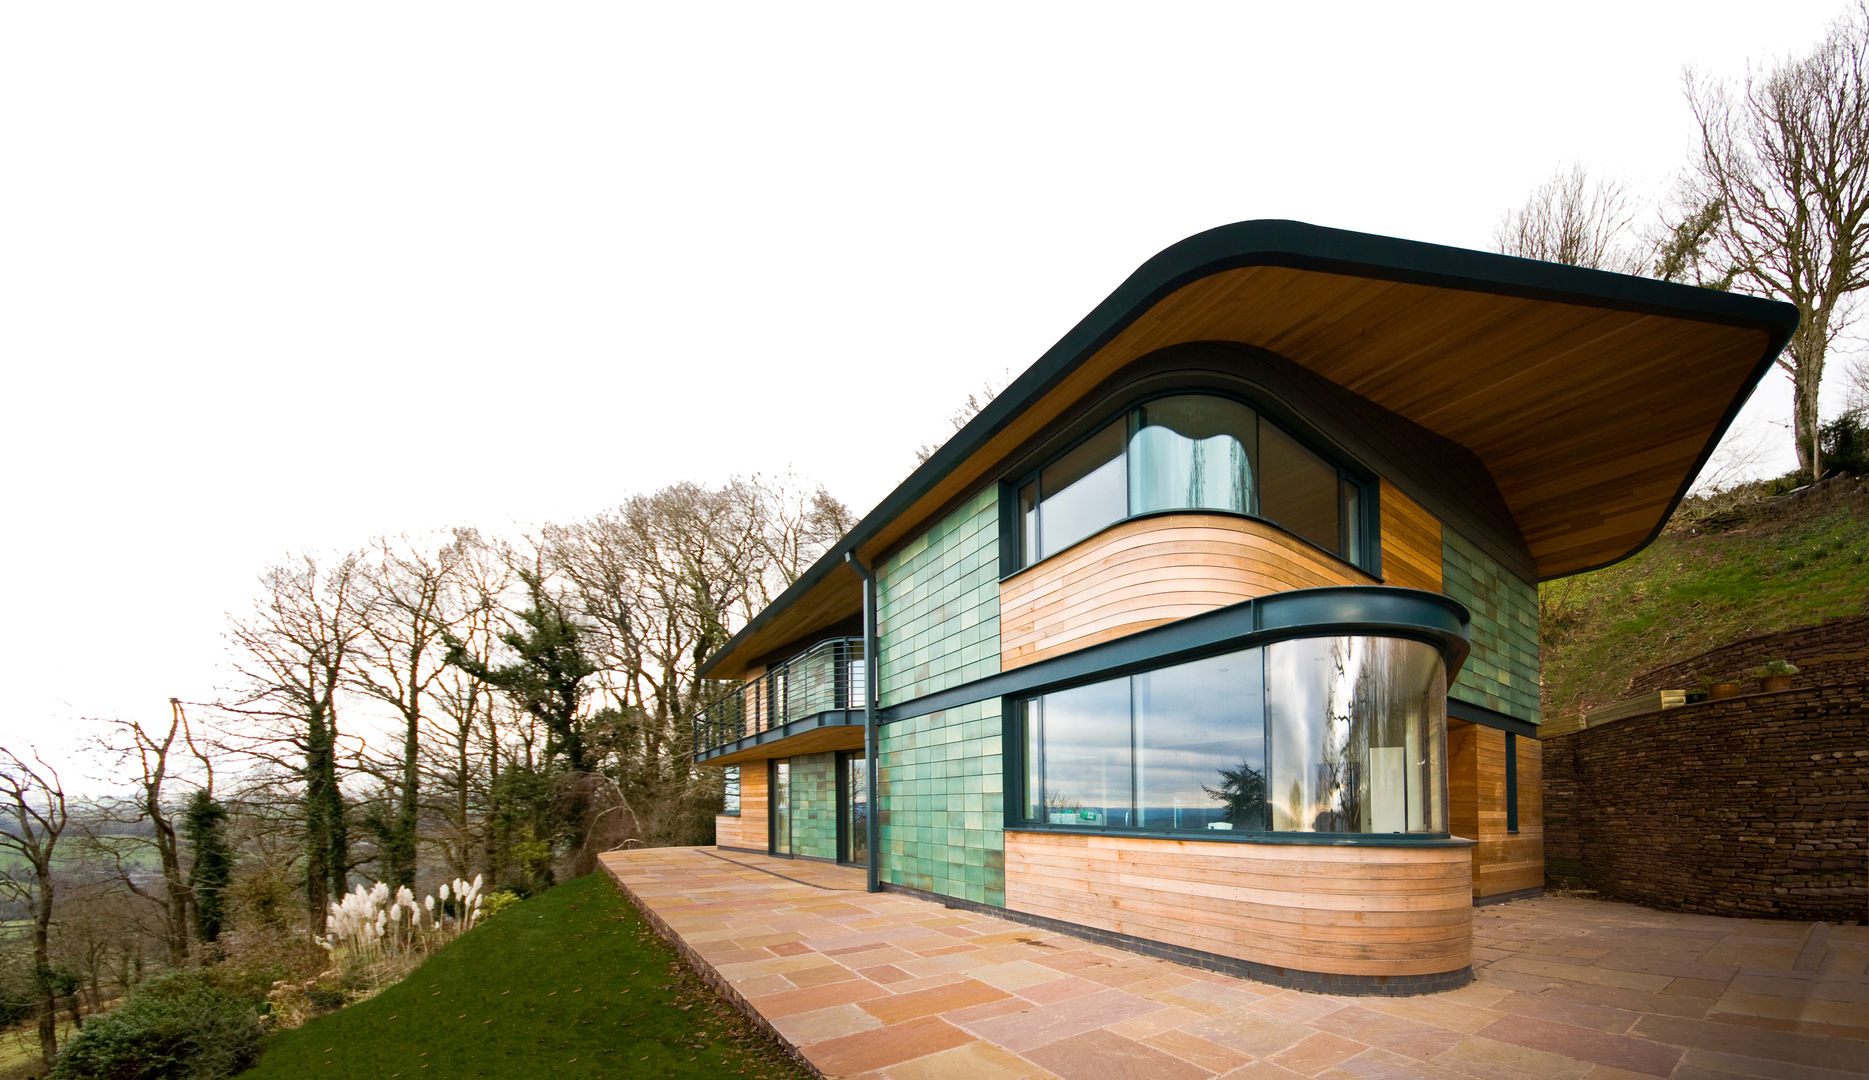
[[599, 847, 1869, 1080]]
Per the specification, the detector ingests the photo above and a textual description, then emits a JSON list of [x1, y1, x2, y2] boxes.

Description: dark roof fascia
[[698, 220, 1800, 676]]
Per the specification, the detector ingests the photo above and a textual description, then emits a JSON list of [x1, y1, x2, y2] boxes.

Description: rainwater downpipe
[[844, 551, 881, 894]]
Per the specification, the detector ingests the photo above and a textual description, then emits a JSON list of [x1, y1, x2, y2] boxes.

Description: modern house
[[691, 221, 1796, 994]]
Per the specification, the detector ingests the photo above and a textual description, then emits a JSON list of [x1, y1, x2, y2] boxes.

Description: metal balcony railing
[[693, 636, 866, 758]]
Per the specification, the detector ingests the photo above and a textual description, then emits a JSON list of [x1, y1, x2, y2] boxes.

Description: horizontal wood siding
[[716, 763, 769, 852], [1448, 719, 1545, 899], [1380, 480, 1443, 591], [999, 515, 1373, 669], [1003, 831, 1472, 977]]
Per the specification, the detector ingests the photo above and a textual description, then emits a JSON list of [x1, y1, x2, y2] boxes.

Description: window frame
[[1000, 387, 1378, 578]]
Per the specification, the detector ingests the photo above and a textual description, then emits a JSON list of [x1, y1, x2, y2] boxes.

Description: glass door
[[770, 760, 791, 855], [839, 751, 868, 865]]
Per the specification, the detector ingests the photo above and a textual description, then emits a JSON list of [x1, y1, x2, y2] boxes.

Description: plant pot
[[1709, 681, 1742, 700], [1761, 674, 1793, 693]]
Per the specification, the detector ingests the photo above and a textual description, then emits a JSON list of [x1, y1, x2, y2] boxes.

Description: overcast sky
[[1, 1, 1855, 766]]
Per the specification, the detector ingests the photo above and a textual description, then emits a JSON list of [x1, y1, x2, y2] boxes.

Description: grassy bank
[[1540, 481, 1869, 719], [243, 873, 810, 1080]]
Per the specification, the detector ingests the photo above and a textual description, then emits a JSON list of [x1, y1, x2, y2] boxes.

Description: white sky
[[1, 1, 1856, 767]]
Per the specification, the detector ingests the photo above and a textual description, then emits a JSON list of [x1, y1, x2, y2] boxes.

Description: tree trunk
[[33, 914, 55, 1067]]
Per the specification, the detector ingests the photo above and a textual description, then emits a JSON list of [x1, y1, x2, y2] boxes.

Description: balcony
[[693, 636, 867, 762]]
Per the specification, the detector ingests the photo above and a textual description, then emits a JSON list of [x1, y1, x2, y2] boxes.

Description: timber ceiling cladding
[[700, 220, 1798, 679]]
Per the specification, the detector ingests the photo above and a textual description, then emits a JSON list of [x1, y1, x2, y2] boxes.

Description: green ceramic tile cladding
[[1442, 529, 1540, 723], [876, 486, 1001, 708], [876, 701, 1005, 907], [789, 752, 839, 860]]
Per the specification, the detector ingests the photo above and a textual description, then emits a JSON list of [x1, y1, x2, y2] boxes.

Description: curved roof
[[702, 219, 1797, 678]]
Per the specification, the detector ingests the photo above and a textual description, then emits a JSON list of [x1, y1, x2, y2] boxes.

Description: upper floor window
[[1013, 393, 1369, 569]]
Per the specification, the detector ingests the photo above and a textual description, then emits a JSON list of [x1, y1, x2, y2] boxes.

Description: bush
[[1820, 412, 1868, 476], [52, 969, 265, 1080]]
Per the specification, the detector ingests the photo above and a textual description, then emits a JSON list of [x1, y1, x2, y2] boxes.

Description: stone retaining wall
[[1543, 681, 1867, 921], [1626, 616, 1869, 698]]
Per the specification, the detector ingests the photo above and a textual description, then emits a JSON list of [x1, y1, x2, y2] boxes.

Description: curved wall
[[1003, 831, 1473, 980], [999, 513, 1374, 669]]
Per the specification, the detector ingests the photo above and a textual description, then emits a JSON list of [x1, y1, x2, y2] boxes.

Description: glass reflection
[[1135, 652, 1265, 831], [1265, 637, 1447, 834], [1038, 421, 1127, 559], [1259, 424, 1341, 554], [1035, 678, 1132, 827], [1129, 396, 1256, 516]]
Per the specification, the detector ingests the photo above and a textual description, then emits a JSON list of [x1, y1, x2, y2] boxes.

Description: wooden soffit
[[701, 220, 1796, 679]]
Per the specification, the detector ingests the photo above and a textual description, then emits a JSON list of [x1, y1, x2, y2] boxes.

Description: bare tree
[[419, 530, 510, 881], [349, 533, 479, 887], [1687, 3, 1869, 479], [747, 473, 856, 590], [915, 374, 1007, 465], [86, 701, 200, 967], [224, 553, 370, 935], [1494, 161, 1642, 272], [0, 747, 70, 1067]]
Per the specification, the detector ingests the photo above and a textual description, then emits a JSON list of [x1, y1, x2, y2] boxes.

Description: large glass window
[[722, 765, 741, 816], [1129, 396, 1256, 516], [1260, 423, 1341, 555], [1265, 637, 1447, 834], [1018, 637, 1447, 837], [1135, 653, 1264, 831], [1034, 420, 1127, 560], [1015, 393, 1366, 568]]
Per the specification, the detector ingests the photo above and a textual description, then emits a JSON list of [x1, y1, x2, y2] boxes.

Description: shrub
[[52, 969, 264, 1080], [481, 889, 523, 919], [1820, 412, 1868, 476]]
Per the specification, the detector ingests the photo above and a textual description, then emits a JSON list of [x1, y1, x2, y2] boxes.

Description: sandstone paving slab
[[1024, 1028, 1212, 1080], [602, 848, 1869, 1079]]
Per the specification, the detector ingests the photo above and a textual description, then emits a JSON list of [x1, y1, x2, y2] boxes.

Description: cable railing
[[693, 636, 866, 758]]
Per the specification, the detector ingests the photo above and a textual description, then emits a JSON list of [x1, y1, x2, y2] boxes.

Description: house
[[691, 220, 1796, 994]]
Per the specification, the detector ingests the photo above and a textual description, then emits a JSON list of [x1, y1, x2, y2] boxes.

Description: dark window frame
[[999, 388, 1377, 578]]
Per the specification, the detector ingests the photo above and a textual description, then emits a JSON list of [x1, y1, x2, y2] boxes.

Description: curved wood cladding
[[1004, 831, 1473, 977], [999, 514, 1373, 670], [715, 764, 769, 852], [1380, 480, 1443, 591], [1449, 720, 1545, 898]]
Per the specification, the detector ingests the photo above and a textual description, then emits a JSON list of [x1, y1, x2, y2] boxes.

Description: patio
[[599, 847, 1868, 1080]]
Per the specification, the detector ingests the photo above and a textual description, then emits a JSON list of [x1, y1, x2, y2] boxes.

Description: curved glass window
[[1014, 392, 1368, 569], [1266, 637, 1447, 834], [1017, 636, 1447, 837], [1129, 396, 1256, 516]]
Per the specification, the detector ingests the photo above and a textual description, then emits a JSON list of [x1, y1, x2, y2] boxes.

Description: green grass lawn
[[242, 874, 812, 1080], [1540, 490, 1869, 718]]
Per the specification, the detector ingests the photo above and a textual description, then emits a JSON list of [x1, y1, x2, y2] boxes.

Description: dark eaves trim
[[698, 220, 1800, 677]]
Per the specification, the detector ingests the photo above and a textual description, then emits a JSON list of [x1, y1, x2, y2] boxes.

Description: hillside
[[1538, 476, 1869, 722]]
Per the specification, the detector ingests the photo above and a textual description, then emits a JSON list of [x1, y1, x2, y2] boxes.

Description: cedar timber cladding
[[1448, 722, 1545, 899], [999, 514, 1373, 670], [1377, 481, 1442, 592], [716, 765, 767, 851], [1003, 831, 1472, 977]]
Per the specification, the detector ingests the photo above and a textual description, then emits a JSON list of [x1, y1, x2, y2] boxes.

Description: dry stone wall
[[1543, 681, 1867, 921]]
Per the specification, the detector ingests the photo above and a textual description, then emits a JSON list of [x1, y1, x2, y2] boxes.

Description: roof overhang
[[702, 219, 1797, 679]]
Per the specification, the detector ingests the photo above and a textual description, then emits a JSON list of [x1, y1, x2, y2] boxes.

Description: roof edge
[[698, 219, 1799, 675]]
